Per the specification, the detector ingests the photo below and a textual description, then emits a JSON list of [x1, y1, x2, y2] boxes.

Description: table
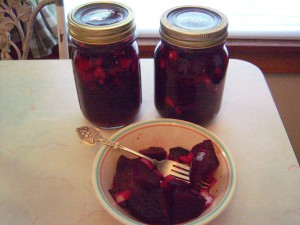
[[1, 59, 300, 225]]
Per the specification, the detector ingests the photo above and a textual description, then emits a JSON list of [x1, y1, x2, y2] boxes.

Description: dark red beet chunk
[[112, 156, 160, 192], [127, 189, 170, 224], [172, 189, 206, 223], [191, 140, 217, 157], [116, 155, 132, 170], [169, 147, 190, 161], [190, 140, 219, 188], [139, 147, 167, 161]]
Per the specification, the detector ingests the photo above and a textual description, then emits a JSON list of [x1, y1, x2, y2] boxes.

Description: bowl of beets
[[92, 119, 236, 225]]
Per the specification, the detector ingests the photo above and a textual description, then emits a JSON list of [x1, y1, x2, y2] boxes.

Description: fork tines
[[198, 179, 210, 189], [170, 162, 190, 182]]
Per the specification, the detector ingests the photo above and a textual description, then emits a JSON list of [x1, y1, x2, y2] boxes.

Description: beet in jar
[[154, 6, 229, 124], [68, 2, 141, 129]]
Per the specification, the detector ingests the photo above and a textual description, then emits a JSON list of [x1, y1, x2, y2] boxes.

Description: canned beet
[[68, 2, 141, 129], [155, 6, 229, 124]]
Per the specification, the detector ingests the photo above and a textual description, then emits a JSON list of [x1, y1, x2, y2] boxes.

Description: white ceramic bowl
[[92, 119, 236, 225]]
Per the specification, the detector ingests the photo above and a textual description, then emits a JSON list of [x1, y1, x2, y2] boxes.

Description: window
[[64, 0, 300, 40], [64, 0, 300, 73]]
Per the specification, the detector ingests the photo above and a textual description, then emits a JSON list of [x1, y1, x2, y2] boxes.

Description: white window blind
[[65, 0, 300, 40]]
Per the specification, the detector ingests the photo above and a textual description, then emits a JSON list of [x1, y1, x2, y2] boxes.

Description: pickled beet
[[72, 40, 141, 128], [190, 140, 220, 188], [109, 140, 219, 224], [127, 189, 170, 224], [112, 156, 160, 192], [172, 189, 206, 224], [169, 147, 190, 161], [154, 40, 229, 124], [139, 146, 167, 161]]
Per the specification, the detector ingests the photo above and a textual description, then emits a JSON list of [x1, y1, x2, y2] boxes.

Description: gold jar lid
[[68, 1, 136, 45], [160, 6, 228, 49]]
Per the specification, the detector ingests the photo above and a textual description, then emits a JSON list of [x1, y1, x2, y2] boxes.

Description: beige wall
[[264, 74, 300, 164]]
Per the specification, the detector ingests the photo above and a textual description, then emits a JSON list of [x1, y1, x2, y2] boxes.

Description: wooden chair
[[0, 0, 68, 60]]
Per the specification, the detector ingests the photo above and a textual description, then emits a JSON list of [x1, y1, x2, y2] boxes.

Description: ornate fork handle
[[76, 126, 191, 182], [76, 126, 155, 162]]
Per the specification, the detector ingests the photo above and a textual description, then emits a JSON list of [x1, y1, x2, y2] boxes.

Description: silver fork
[[76, 126, 190, 182]]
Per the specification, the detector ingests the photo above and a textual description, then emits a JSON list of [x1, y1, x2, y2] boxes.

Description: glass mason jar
[[154, 6, 229, 125], [68, 2, 141, 129]]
